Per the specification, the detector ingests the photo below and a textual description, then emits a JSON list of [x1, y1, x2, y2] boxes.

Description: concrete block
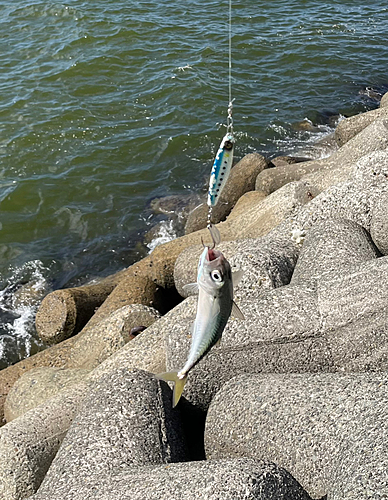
[[32, 458, 312, 500], [205, 372, 388, 499], [291, 219, 379, 286], [36, 369, 188, 498], [0, 382, 88, 500]]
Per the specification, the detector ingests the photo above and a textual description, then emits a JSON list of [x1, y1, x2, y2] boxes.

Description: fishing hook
[[201, 224, 219, 250]]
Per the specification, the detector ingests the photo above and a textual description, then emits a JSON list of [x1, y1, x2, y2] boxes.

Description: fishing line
[[206, 0, 235, 240]]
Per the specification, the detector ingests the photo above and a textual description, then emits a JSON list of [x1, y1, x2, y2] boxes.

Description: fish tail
[[156, 371, 187, 408]]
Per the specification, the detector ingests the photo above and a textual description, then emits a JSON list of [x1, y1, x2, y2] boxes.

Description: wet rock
[[35, 369, 187, 498], [31, 458, 312, 500], [290, 219, 380, 286], [205, 372, 388, 500], [145, 193, 204, 245], [149, 193, 203, 217], [12, 282, 47, 310], [334, 107, 388, 147], [142, 220, 176, 247], [270, 156, 311, 168], [370, 190, 388, 255], [185, 153, 268, 233], [0, 382, 88, 500], [291, 119, 322, 132], [308, 131, 339, 158], [4, 367, 90, 423]]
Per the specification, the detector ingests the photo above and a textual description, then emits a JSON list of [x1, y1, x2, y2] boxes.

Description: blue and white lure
[[207, 132, 235, 207]]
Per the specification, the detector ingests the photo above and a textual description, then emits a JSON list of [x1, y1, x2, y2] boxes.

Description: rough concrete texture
[[370, 190, 388, 255], [283, 149, 388, 239], [35, 369, 187, 499], [174, 236, 299, 298], [334, 107, 388, 146], [88, 300, 195, 381], [4, 367, 90, 422], [166, 284, 321, 411], [217, 180, 312, 239], [67, 303, 161, 369], [0, 335, 79, 427], [185, 152, 268, 234], [166, 221, 388, 410], [381, 91, 388, 108], [31, 458, 312, 500], [290, 218, 380, 286], [0, 382, 88, 500], [0, 172, 310, 426], [205, 373, 388, 500], [256, 118, 388, 195], [223, 189, 267, 220], [255, 159, 323, 195]]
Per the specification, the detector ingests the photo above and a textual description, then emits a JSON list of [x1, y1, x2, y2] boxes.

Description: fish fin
[[231, 301, 245, 320], [182, 283, 199, 295], [156, 371, 187, 408], [232, 269, 243, 288]]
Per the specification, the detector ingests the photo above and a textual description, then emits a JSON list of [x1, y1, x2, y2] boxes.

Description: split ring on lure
[[207, 133, 235, 207]]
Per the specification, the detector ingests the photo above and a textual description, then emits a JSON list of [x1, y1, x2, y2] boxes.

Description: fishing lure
[[207, 132, 235, 207]]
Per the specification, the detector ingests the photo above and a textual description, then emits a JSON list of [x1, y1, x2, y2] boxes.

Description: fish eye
[[224, 140, 233, 150], [211, 270, 223, 282]]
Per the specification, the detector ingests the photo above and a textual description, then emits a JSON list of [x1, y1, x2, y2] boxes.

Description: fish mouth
[[207, 248, 222, 262]]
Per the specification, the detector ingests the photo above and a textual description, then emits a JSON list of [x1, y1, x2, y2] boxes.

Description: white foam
[[146, 219, 177, 253], [0, 260, 48, 363], [268, 117, 341, 161]]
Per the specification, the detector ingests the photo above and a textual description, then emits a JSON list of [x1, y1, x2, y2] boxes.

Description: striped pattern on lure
[[207, 133, 235, 207], [156, 230, 244, 408]]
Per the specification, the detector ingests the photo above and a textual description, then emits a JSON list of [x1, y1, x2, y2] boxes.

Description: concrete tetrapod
[[205, 372, 388, 500], [34, 369, 188, 498], [166, 218, 388, 411], [31, 458, 312, 500], [0, 382, 88, 500]]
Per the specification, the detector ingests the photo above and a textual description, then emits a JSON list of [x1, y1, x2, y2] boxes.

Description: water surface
[[1, 0, 387, 366]]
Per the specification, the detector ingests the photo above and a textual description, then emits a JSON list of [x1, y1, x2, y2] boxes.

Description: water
[[1, 0, 387, 367]]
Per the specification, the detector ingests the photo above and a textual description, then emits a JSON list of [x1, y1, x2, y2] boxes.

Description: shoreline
[[0, 106, 345, 370], [1, 92, 388, 498]]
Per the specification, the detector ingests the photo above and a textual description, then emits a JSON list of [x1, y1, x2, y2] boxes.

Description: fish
[[207, 132, 235, 207], [156, 228, 244, 408]]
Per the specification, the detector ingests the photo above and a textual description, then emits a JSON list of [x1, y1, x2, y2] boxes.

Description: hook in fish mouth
[[201, 231, 216, 250], [200, 237, 219, 262]]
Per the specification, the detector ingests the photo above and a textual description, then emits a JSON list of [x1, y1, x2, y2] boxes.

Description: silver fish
[[157, 233, 244, 408]]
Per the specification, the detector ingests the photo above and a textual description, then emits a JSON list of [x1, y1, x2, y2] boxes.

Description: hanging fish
[[207, 132, 235, 207], [156, 227, 244, 408]]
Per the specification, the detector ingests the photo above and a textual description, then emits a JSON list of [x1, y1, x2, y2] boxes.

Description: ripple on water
[[0, 0, 388, 365]]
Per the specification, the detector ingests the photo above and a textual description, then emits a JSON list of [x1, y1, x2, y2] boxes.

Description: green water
[[0, 0, 387, 366]]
